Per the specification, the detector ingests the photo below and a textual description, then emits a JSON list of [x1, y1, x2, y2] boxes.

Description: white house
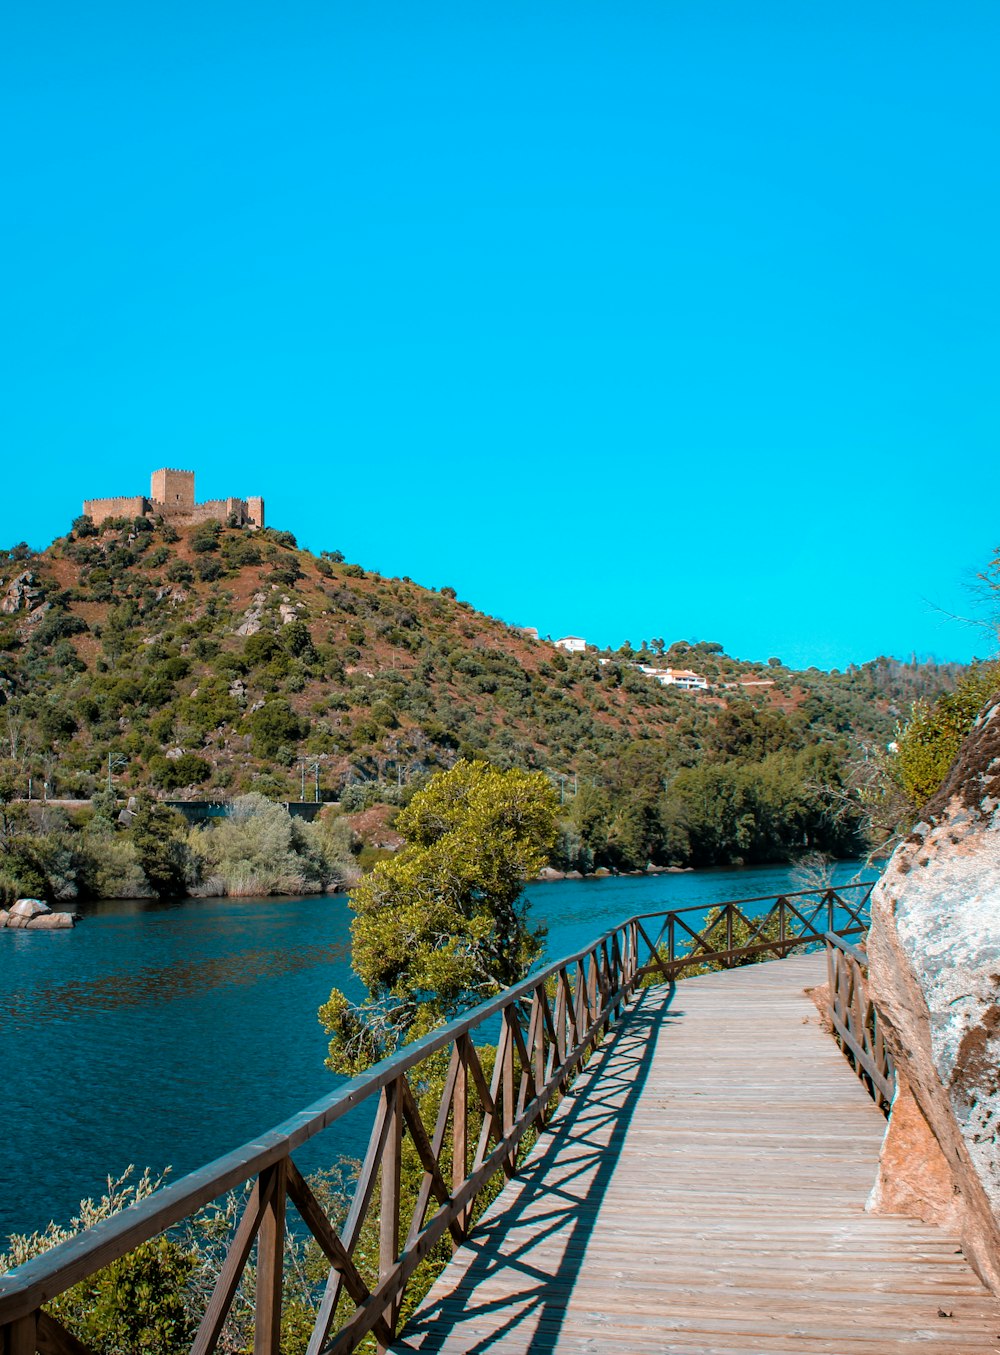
[[555, 636, 586, 653], [652, 667, 709, 691]]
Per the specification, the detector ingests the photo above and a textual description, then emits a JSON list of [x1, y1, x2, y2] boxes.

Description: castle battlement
[[84, 469, 264, 530]]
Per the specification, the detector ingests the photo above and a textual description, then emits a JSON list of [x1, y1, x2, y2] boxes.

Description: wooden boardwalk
[[392, 955, 1000, 1354]]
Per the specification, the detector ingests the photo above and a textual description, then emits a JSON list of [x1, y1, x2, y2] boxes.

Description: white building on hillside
[[555, 635, 586, 653], [640, 666, 709, 691]]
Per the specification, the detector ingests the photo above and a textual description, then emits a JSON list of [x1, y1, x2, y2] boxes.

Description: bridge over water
[[2, 886, 998, 1355]]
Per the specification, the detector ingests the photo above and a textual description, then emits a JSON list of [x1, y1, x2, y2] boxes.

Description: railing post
[[379, 1076, 403, 1351], [3, 1313, 37, 1355], [533, 993, 545, 1116], [255, 1159, 287, 1355], [452, 1042, 468, 1238], [502, 1009, 516, 1173], [610, 931, 623, 1018]]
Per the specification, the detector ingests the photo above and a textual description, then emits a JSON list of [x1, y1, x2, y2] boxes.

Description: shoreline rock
[[1, 898, 79, 931]]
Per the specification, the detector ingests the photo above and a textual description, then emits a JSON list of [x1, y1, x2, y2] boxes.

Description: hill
[[0, 512, 968, 889]]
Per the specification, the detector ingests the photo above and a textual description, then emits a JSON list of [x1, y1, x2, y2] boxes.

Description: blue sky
[[3, 2, 998, 670]]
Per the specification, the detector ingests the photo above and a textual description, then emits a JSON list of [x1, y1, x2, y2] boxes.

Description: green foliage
[[889, 663, 1000, 810], [189, 520, 221, 553], [246, 699, 305, 757], [129, 802, 193, 897], [282, 619, 315, 659], [320, 760, 558, 1073], [243, 631, 282, 667], [165, 560, 193, 585], [0, 1169, 196, 1355], [149, 753, 212, 790]]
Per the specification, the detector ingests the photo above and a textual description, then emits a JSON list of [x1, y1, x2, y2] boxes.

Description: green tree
[[889, 664, 999, 810], [319, 760, 558, 1073], [129, 802, 191, 897], [246, 699, 305, 757]]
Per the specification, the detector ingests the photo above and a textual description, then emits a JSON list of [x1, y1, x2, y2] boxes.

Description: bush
[[149, 754, 212, 791], [0, 1169, 197, 1355], [196, 557, 223, 582], [890, 663, 1000, 809], [191, 794, 327, 895], [189, 521, 221, 553], [246, 700, 305, 757], [243, 632, 281, 667], [166, 561, 193, 585]]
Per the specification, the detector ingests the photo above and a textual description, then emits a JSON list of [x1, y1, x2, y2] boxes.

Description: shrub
[[149, 754, 212, 791], [166, 561, 193, 585], [890, 663, 1000, 809], [0, 1169, 197, 1355], [189, 521, 221, 553], [243, 632, 281, 667], [192, 794, 326, 895], [196, 557, 223, 582], [246, 700, 305, 757]]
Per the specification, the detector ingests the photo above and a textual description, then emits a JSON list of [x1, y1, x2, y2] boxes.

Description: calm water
[[0, 861, 875, 1241]]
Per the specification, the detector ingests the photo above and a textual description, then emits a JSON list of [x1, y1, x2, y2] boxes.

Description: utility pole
[[300, 759, 321, 802]]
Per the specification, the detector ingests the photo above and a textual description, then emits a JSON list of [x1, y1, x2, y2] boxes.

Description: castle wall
[[83, 495, 149, 526], [83, 471, 263, 530]]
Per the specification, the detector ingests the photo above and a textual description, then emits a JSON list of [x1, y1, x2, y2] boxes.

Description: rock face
[[867, 692, 1000, 1292], [0, 898, 78, 930], [1, 570, 42, 615]]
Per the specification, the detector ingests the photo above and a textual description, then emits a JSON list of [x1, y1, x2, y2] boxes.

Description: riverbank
[[535, 863, 693, 882]]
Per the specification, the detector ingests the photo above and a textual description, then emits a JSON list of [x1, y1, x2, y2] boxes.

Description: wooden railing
[[0, 884, 873, 1355], [634, 882, 874, 976], [825, 931, 895, 1114]]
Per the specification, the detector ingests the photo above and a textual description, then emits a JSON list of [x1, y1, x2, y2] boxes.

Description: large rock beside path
[[867, 692, 1000, 1292]]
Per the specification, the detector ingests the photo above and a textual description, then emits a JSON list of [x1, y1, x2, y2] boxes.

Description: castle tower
[[150, 468, 195, 509], [246, 496, 265, 528]]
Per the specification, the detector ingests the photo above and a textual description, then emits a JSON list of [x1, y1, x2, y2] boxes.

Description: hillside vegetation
[[0, 512, 971, 899]]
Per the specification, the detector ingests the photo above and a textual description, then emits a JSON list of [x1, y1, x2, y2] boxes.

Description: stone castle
[[83, 468, 264, 530]]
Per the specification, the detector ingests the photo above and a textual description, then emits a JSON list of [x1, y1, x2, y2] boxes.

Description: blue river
[[0, 861, 876, 1242]]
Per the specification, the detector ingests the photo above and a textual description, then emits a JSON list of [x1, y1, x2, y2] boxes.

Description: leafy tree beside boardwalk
[[320, 760, 558, 1073]]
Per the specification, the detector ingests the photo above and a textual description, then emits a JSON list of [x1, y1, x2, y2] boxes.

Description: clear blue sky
[[3, 2, 998, 670]]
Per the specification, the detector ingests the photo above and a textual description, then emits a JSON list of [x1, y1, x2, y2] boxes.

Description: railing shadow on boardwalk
[[393, 983, 679, 1354]]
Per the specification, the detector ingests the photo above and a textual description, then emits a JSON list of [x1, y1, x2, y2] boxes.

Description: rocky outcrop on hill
[[867, 692, 1000, 1292], [1, 570, 42, 614], [0, 898, 78, 930]]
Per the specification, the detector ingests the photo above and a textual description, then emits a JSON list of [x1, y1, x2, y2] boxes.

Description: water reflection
[[7, 941, 351, 1021]]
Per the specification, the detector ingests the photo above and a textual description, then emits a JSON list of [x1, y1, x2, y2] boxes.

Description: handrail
[[825, 930, 895, 1113], [0, 883, 874, 1355]]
